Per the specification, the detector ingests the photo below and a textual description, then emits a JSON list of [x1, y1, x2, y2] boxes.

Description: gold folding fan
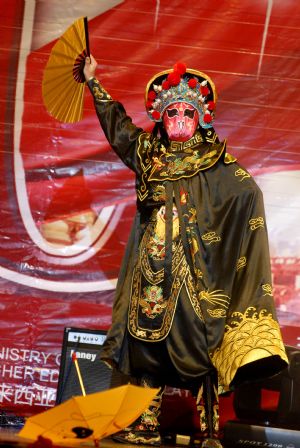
[[42, 17, 90, 123]]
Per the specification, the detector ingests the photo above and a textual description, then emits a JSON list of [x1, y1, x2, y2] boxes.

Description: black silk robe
[[88, 78, 288, 392]]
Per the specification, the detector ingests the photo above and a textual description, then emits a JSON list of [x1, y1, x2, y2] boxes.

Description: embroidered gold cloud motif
[[249, 217, 264, 230], [201, 232, 221, 244], [235, 168, 250, 181], [211, 307, 288, 390], [236, 256, 247, 271], [262, 283, 273, 296]]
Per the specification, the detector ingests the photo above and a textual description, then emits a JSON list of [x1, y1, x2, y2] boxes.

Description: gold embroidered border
[[141, 241, 183, 285], [210, 307, 288, 390], [140, 221, 183, 284], [224, 153, 237, 164], [169, 132, 203, 152], [128, 258, 188, 342], [89, 78, 113, 102], [136, 133, 153, 202], [185, 270, 204, 321], [205, 129, 218, 144]]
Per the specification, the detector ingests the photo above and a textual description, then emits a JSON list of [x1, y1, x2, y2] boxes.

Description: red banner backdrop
[[0, 0, 299, 420]]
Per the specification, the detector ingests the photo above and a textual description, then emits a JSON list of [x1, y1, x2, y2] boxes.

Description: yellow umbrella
[[18, 384, 159, 446], [42, 16, 90, 123]]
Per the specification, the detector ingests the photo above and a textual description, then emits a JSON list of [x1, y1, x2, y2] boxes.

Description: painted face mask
[[162, 102, 199, 142]]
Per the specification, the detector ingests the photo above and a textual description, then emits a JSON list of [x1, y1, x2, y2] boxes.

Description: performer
[[84, 56, 288, 447]]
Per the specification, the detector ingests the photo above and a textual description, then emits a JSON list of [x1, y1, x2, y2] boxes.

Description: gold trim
[[185, 270, 204, 321], [141, 223, 183, 284], [136, 132, 153, 202], [205, 132, 218, 144], [211, 307, 288, 389], [128, 225, 188, 342], [169, 133, 203, 152], [224, 153, 237, 164], [90, 79, 113, 102], [128, 260, 187, 341]]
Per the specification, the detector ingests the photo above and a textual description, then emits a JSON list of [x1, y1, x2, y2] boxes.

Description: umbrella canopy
[[18, 384, 159, 445], [42, 16, 90, 123]]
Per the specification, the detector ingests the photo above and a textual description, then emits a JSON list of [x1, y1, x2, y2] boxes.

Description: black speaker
[[224, 420, 300, 448], [233, 345, 300, 428], [224, 346, 300, 447], [56, 327, 129, 404]]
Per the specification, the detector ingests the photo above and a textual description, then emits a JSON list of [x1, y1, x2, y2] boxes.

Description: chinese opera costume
[[85, 61, 288, 447]]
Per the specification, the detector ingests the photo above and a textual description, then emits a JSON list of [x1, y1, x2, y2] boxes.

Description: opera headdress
[[145, 62, 217, 128]]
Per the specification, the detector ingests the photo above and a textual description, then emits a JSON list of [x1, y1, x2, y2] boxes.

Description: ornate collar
[[149, 140, 227, 182], [169, 133, 203, 152]]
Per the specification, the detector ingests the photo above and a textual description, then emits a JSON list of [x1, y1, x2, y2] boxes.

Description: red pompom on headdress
[[151, 110, 161, 120], [188, 78, 198, 89], [167, 71, 181, 86], [203, 113, 213, 123], [207, 100, 215, 111], [200, 85, 210, 96], [148, 90, 157, 101], [162, 80, 170, 90], [173, 61, 186, 75]]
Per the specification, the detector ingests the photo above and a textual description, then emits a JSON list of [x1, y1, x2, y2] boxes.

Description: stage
[[0, 428, 230, 448], [2, 419, 300, 447]]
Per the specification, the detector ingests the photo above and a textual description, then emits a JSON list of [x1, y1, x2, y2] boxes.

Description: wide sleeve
[[210, 179, 288, 390], [87, 77, 144, 172]]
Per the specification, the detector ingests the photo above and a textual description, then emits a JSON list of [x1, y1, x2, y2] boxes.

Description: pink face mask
[[163, 102, 199, 142]]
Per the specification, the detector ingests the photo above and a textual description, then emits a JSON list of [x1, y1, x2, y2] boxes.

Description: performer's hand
[[84, 54, 98, 81]]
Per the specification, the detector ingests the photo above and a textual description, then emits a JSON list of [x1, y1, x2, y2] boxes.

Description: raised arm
[[84, 55, 144, 172]]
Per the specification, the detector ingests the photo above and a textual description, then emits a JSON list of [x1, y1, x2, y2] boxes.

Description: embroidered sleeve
[[210, 181, 288, 389], [87, 77, 144, 172], [87, 77, 113, 103]]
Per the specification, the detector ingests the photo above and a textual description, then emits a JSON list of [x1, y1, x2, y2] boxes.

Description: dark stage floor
[[2, 421, 300, 448], [0, 428, 231, 448]]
